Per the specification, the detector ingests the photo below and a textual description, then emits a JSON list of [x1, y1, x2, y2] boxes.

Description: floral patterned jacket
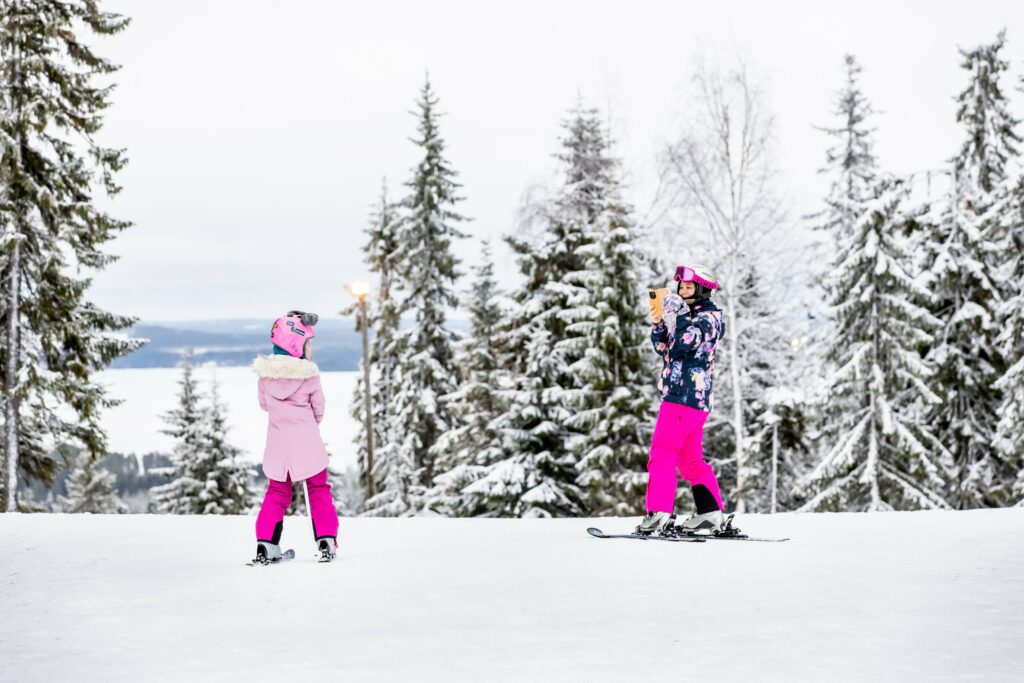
[[651, 299, 725, 412]]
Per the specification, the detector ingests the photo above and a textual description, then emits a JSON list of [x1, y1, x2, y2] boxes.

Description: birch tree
[[660, 59, 790, 512]]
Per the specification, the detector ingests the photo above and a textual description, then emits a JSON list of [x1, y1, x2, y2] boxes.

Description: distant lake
[[97, 367, 361, 470]]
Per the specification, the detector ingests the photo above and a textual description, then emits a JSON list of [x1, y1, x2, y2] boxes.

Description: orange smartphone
[[648, 288, 668, 320]]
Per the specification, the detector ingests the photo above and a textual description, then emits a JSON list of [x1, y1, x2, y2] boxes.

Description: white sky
[[87, 0, 1024, 322]]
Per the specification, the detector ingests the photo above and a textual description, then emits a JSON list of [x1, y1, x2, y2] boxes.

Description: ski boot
[[635, 511, 675, 536], [317, 537, 338, 563], [252, 541, 284, 565], [678, 510, 726, 535]]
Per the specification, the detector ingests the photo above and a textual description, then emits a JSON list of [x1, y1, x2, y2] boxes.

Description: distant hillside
[[111, 318, 470, 371], [112, 319, 364, 370]]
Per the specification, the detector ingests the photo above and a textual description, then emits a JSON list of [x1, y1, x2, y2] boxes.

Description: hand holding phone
[[648, 288, 668, 323]]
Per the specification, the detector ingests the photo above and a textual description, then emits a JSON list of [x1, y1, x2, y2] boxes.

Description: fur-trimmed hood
[[252, 354, 320, 379]]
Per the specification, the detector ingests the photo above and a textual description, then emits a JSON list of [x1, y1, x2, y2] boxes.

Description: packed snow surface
[[1, 510, 1022, 681]]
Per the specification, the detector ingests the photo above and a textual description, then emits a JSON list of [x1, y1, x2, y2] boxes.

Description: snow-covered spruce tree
[[200, 377, 254, 514], [925, 30, 1021, 509], [351, 180, 414, 516], [798, 177, 949, 511], [151, 352, 207, 513], [61, 453, 125, 514], [0, 1, 141, 511], [993, 168, 1024, 506], [813, 55, 879, 245], [152, 356, 252, 514], [385, 77, 466, 512], [466, 105, 616, 518], [465, 307, 584, 517], [550, 108, 655, 516], [426, 241, 510, 516], [797, 53, 884, 511], [762, 57, 880, 513]]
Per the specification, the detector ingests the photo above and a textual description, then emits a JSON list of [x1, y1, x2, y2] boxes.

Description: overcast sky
[[87, 0, 1024, 323]]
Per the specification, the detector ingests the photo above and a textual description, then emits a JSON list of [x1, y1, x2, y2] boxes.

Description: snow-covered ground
[[1, 510, 1022, 681], [96, 367, 360, 469]]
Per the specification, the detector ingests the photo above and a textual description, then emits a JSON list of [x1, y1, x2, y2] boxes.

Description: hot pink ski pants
[[645, 401, 724, 513], [255, 468, 339, 543]]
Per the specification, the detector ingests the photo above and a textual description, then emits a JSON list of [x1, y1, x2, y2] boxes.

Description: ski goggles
[[673, 265, 718, 290]]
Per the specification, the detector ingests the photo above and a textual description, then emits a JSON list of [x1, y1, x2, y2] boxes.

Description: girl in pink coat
[[251, 311, 339, 564]]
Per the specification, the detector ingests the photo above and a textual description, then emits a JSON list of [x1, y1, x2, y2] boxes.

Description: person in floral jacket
[[637, 264, 728, 535]]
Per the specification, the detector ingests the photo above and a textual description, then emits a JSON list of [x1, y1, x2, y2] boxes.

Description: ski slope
[[1, 510, 1022, 681]]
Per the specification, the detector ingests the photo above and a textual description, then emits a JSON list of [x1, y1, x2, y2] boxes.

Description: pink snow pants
[[255, 468, 339, 543], [645, 401, 724, 513]]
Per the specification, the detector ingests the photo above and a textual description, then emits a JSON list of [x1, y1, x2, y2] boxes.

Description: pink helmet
[[674, 264, 718, 291], [270, 311, 318, 358]]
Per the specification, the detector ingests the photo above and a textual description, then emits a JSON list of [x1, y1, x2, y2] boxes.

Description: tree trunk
[[868, 300, 881, 510], [727, 271, 746, 513], [770, 422, 778, 514], [360, 298, 375, 499], [4, 3, 22, 513], [5, 239, 20, 512]]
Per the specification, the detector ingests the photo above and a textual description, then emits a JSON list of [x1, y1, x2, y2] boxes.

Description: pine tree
[[952, 31, 1021, 201], [151, 356, 252, 514], [554, 109, 656, 516], [814, 55, 879, 244], [426, 241, 510, 516], [0, 1, 142, 511], [801, 53, 884, 512], [201, 377, 254, 514], [151, 352, 208, 514], [993, 165, 1024, 506], [799, 177, 949, 511], [925, 31, 1020, 508], [466, 307, 583, 516], [61, 453, 125, 514], [469, 104, 618, 517], [385, 76, 466, 511], [351, 180, 413, 516]]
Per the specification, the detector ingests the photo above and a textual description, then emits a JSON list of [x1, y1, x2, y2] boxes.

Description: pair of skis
[[248, 519, 788, 565], [587, 515, 789, 543], [246, 548, 338, 567], [246, 548, 297, 567], [247, 539, 338, 566]]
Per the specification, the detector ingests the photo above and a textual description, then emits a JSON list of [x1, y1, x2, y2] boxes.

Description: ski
[[246, 548, 296, 567], [586, 527, 707, 543], [665, 513, 790, 543], [667, 531, 790, 543]]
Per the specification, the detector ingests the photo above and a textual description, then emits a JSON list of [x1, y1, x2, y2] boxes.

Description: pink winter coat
[[253, 354, 329, 482]]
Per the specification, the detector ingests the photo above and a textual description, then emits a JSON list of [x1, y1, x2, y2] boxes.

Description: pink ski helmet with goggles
[[270, 310, 318, 358], [674, 264, 718, 298]]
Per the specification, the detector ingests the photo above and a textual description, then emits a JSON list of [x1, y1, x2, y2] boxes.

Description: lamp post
[[347, 280, 374, 500]]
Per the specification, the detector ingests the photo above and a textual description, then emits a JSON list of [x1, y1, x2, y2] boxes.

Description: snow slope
[[1, 510, 1022, 682]]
